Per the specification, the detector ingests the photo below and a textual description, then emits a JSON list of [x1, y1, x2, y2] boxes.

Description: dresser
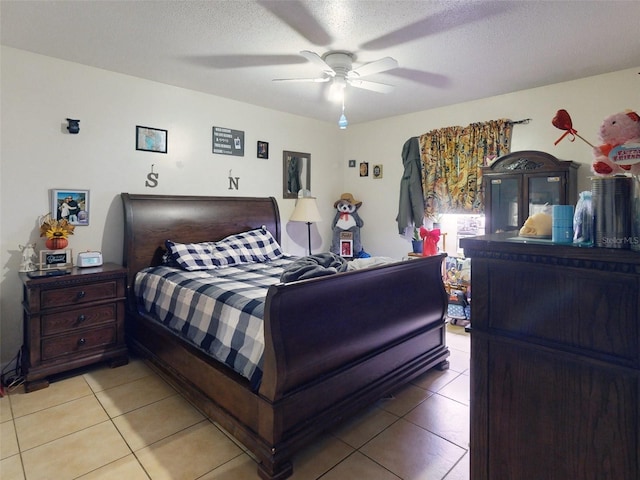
[[20, 263, 128, 392], [460, 234, 639, 480]]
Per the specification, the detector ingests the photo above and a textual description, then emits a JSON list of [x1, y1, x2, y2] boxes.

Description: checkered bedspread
[[133, 257, 295, 389]]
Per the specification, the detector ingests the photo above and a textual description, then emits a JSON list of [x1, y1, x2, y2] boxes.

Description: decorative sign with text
[[39, 249, 73, 269], [213, 127, 244, 156]]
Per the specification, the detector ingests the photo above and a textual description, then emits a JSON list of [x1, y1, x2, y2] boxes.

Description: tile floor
[[0, 324, 470, 480]]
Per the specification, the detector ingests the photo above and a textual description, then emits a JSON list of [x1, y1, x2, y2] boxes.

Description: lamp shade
[[290, 197, 322, 223]]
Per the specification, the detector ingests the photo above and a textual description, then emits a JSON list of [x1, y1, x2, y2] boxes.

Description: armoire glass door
[[528, 176, 562, 215], [489, 177, 519, 233]]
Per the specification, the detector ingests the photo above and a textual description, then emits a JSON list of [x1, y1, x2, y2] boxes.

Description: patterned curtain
[[418, 119, 512, 216]]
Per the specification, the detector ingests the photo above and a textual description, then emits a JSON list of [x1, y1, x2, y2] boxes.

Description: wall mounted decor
[[66, 118, 80, 134], [50, 189, 89, 225], [283, 150, 311, 199], [359, 162, 369, 177], [228, 169, 240, 190], [213, 126, 244, 156], [257, 141, 269, 159], [373, 164, 383, 179], [145, 164, 159, 188], [136, 126, 167, 153], [348, 159, 356, 168]]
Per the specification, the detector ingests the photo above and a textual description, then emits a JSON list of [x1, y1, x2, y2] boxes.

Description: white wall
[[345, 67, 640, 258], [2, 46, 638, 367], [0, 47, 346, 366]]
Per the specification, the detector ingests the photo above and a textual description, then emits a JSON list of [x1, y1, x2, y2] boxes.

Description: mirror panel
[[283, 151, 311, 199]]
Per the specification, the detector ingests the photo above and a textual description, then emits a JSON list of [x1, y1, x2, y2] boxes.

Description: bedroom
[[2, 1, 640, 479]]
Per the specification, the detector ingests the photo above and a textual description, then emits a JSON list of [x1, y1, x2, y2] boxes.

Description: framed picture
[[340, 239, 353, 258], [283, 150, 311, 199], [373, 164, 383, 179], [213, 126, 244, 156], [51, 189, 89, 225], [39, 249, 73, 269], [359, 162, 369, 177], [339, 231, 353, 258], [348, 159, 356, 168], [257, 141, 269, 159], [136, 126, 167, 153]]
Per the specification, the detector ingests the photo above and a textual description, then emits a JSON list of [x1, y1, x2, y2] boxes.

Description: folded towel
[[280, 252, 348, 282]]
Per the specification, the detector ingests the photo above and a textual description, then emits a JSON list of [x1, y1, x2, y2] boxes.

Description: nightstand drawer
[[42, 303, 117, 336], [41, 280, 119, 308], [41, 326, 117, 361]]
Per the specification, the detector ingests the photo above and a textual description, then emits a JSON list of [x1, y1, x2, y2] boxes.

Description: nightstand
[[20, 263, 128, 392]]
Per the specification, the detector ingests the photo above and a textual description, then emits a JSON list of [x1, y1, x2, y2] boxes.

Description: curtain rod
[[510, 118, 531, 125]]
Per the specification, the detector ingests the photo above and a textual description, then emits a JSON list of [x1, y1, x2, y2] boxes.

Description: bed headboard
[[121, 193, 281, 291]]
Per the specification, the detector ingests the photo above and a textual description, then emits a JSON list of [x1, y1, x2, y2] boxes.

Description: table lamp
[[290, 193, 322, 255]]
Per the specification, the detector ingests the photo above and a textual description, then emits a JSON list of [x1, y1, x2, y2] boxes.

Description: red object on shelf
[[420, 227, 440, 256]]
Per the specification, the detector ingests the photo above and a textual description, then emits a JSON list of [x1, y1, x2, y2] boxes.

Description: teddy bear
[[591, 110, 640, 176], [331, 193, 364, 256]]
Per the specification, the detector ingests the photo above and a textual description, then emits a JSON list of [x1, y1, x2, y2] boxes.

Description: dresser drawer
[[41, 326, 117, 361], [41, 280, 119, 309], [42, 303, 117, 336], [484, 260, 639, 363]]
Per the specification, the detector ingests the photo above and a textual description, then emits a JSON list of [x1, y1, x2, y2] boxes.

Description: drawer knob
[[77, 314, 86, 323], [76, 291, 86, 300], [78, 338, 86, 346]]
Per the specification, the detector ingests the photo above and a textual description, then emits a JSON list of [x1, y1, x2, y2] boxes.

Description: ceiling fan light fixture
[[329, 77, 346, 103]]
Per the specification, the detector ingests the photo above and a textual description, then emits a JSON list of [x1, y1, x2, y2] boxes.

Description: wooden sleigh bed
[[121, 193, 450, 479]]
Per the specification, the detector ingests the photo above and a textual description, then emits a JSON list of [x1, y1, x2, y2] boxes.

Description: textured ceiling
[[2, 0, 639, 126]]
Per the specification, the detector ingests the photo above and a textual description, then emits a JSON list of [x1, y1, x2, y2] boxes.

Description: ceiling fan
[[273, 50, 398, 98]]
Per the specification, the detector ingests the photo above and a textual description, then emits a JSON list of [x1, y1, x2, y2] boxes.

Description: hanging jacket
[[396, 137, 425, 234]]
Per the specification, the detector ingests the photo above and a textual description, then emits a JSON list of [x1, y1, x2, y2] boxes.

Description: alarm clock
[[77, 251, 103, 268]]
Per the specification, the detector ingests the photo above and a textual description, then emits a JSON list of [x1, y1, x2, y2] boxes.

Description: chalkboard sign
[[40, 249, 73, 269], [213, 127, 244, 156]]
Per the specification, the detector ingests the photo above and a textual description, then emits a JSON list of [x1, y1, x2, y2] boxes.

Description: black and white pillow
[[166, 228, 283, 271]]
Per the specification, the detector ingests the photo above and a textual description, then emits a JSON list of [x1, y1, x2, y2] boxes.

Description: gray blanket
[[280, 252, 348, 282]]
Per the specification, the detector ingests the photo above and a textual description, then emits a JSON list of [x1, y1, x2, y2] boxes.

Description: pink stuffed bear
[[592, 110, 640, 176]]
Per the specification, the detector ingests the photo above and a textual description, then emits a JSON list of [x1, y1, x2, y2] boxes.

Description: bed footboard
[[257, 254, 449, 466]]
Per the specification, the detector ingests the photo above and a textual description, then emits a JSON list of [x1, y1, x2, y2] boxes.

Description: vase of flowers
[[40, 214, 74, 249]]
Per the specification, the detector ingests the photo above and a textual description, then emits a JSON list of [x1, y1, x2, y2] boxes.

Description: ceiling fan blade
[[348, 79, 395, 94], [349, 57, 398, 78], [273, 77, 331, 83], [185, 54, 307, 69], [387, 68, 451, 89], [257, 0, 332, 46], [360, 3, 505, 51], [300, 50, 335, 75]]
